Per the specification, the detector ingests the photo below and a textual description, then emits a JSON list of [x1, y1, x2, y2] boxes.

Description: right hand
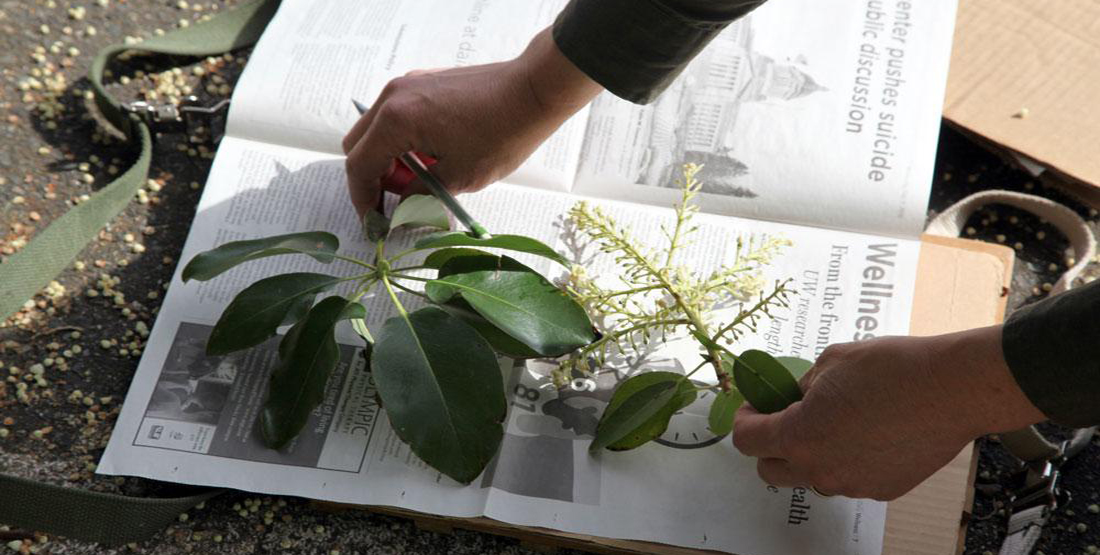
[[342, 28, 602, 217]]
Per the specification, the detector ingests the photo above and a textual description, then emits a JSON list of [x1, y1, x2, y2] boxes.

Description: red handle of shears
[[382, 152, 437, 191]]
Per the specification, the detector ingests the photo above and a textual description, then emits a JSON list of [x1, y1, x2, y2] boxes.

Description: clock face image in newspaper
[[483, 358, 726, 506], [511, 358, 724, 449]]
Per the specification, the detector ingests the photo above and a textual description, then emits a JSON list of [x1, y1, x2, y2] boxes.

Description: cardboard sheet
[[945, 0, 1100, 191], [327, 236, 1015, 555]]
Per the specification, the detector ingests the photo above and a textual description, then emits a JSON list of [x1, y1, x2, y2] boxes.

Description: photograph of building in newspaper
[[636, 18, 825, 196]]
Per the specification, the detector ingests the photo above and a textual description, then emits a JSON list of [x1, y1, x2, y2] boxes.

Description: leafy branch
[[563, 164, 810, 452], [183, 194, 595, 484], [183, 165, 815, 480]]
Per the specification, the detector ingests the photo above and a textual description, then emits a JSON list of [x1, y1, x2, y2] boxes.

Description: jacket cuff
[[551, 0, 765, 104], [1002, 281, 1100, 427]]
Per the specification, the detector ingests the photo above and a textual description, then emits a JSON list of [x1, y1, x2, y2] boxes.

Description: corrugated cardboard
[[945, 0, 1100, 196], [323, 236, 1015, 555]]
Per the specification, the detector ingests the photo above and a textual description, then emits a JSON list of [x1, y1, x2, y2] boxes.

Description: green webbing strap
[[0, 0, 280, 321], [0, 0, 280, 544], [0, 474, 221, 545]]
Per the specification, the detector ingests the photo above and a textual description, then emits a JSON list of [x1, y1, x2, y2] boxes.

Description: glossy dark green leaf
[[424, 255, 595, 356], [390, 194, 450, 231], [423, 248, 492, 270], [281, 294, 315, 326], [438, 297, 540, 359], [708, 388, 745, 436], [777, 356, 814, 381], [261, 296, 366, 449], [182, 232, 339, 282], [415, 231, 569, 267], [363, 209, 390, 243], [207, 273, 343, 356], [728, 349, 803, 414], [371, 306, 506, 484], [590, 371, 697, 452]]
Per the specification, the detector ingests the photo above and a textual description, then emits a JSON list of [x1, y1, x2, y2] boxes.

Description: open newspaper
[[99, 1, 958, 554]]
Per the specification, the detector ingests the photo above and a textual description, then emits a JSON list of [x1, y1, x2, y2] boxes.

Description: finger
[[404, 67, 446, 77], [346, 126, 407, 218], [343, 75, 408, 154], [798, 363, 821, 392], [343, 102, 379, 155], [731, 404, 788, 459], [757, 458, 804, 488]]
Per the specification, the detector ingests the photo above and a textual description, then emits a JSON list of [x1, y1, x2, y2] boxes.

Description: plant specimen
[[561, 164, 810, 452], [183, 194, 596, 483], [184, 165, 809, 482]]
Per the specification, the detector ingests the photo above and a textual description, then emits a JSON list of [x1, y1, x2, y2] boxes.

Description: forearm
[[552, 0, 767, 103], [515, 29, 603, 116], [926, 325, 1046, 436]]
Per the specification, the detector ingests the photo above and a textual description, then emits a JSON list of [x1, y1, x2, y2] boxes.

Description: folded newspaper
[[99, 1, 959, 554]]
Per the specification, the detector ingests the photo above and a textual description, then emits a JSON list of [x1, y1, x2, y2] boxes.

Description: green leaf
[[371, 306, 506, 484], [363, 209, 390, 243], [182, 232, 339, 282], [708, 388, 745, 436], [415, 231, 569, 267], [424, 255, 596, 356], [260, 296, 365, 449], [728, 349, 803, 414], [777, 356, 814, 381], [350, 317, 373, 345], [390, 194, 450, 231], [423, 248, 492, 269], [207, 273, 343, 356], [438, 297, 540, 359], [690, 329, 723, 352], [281, 294, 315, 326], [590, 372, 697, 452]]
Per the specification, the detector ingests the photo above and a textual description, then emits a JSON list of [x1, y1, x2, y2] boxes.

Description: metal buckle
[[123, 96, 229, 142], [1008, 440, 1069, 514]]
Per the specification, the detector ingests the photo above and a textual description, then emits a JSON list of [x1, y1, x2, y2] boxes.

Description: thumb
[[732, 402, 791, 459]]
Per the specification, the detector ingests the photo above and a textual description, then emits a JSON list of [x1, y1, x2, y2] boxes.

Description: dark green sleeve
[[551, 0, 767, 104], [1002, 279, 1100, 427]]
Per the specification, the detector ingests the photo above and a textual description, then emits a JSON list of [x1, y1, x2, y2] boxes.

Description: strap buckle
[[123, 96, 229, 142], [1007, 440, 1069, 514]]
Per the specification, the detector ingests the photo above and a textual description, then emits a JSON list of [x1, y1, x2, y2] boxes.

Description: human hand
[[342, 28, 602, 217], [731, 326, 1045, 500]]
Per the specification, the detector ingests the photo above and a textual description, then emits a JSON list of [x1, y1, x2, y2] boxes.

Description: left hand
[[731, 326, 1045, 500]]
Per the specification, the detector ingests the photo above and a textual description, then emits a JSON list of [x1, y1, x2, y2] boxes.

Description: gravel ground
[[0, 1, 1097, 554]]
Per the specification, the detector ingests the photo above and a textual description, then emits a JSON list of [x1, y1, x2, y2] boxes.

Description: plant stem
[[380, 274, 408, 319], [390, 264, 427, 273], [593, 284, 663, 300], [684, 359, 709, 380], [664, 167, 699, 266], [388, 247, 422, 264], [334, 254, 375, 270], [374, 239, 386, 265], [390, 280, 432, 302], [349, 278, 378, 302], [388, 273, 432, 283], [710, 282, 790, 344], [580, 319, 689, 359]]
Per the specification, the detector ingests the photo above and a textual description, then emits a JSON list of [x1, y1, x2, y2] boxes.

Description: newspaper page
[[100, 137, 922, 555], [225, 0, 589, 192], [573, 0, 957, 238], [227, 0, 956, 239]]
